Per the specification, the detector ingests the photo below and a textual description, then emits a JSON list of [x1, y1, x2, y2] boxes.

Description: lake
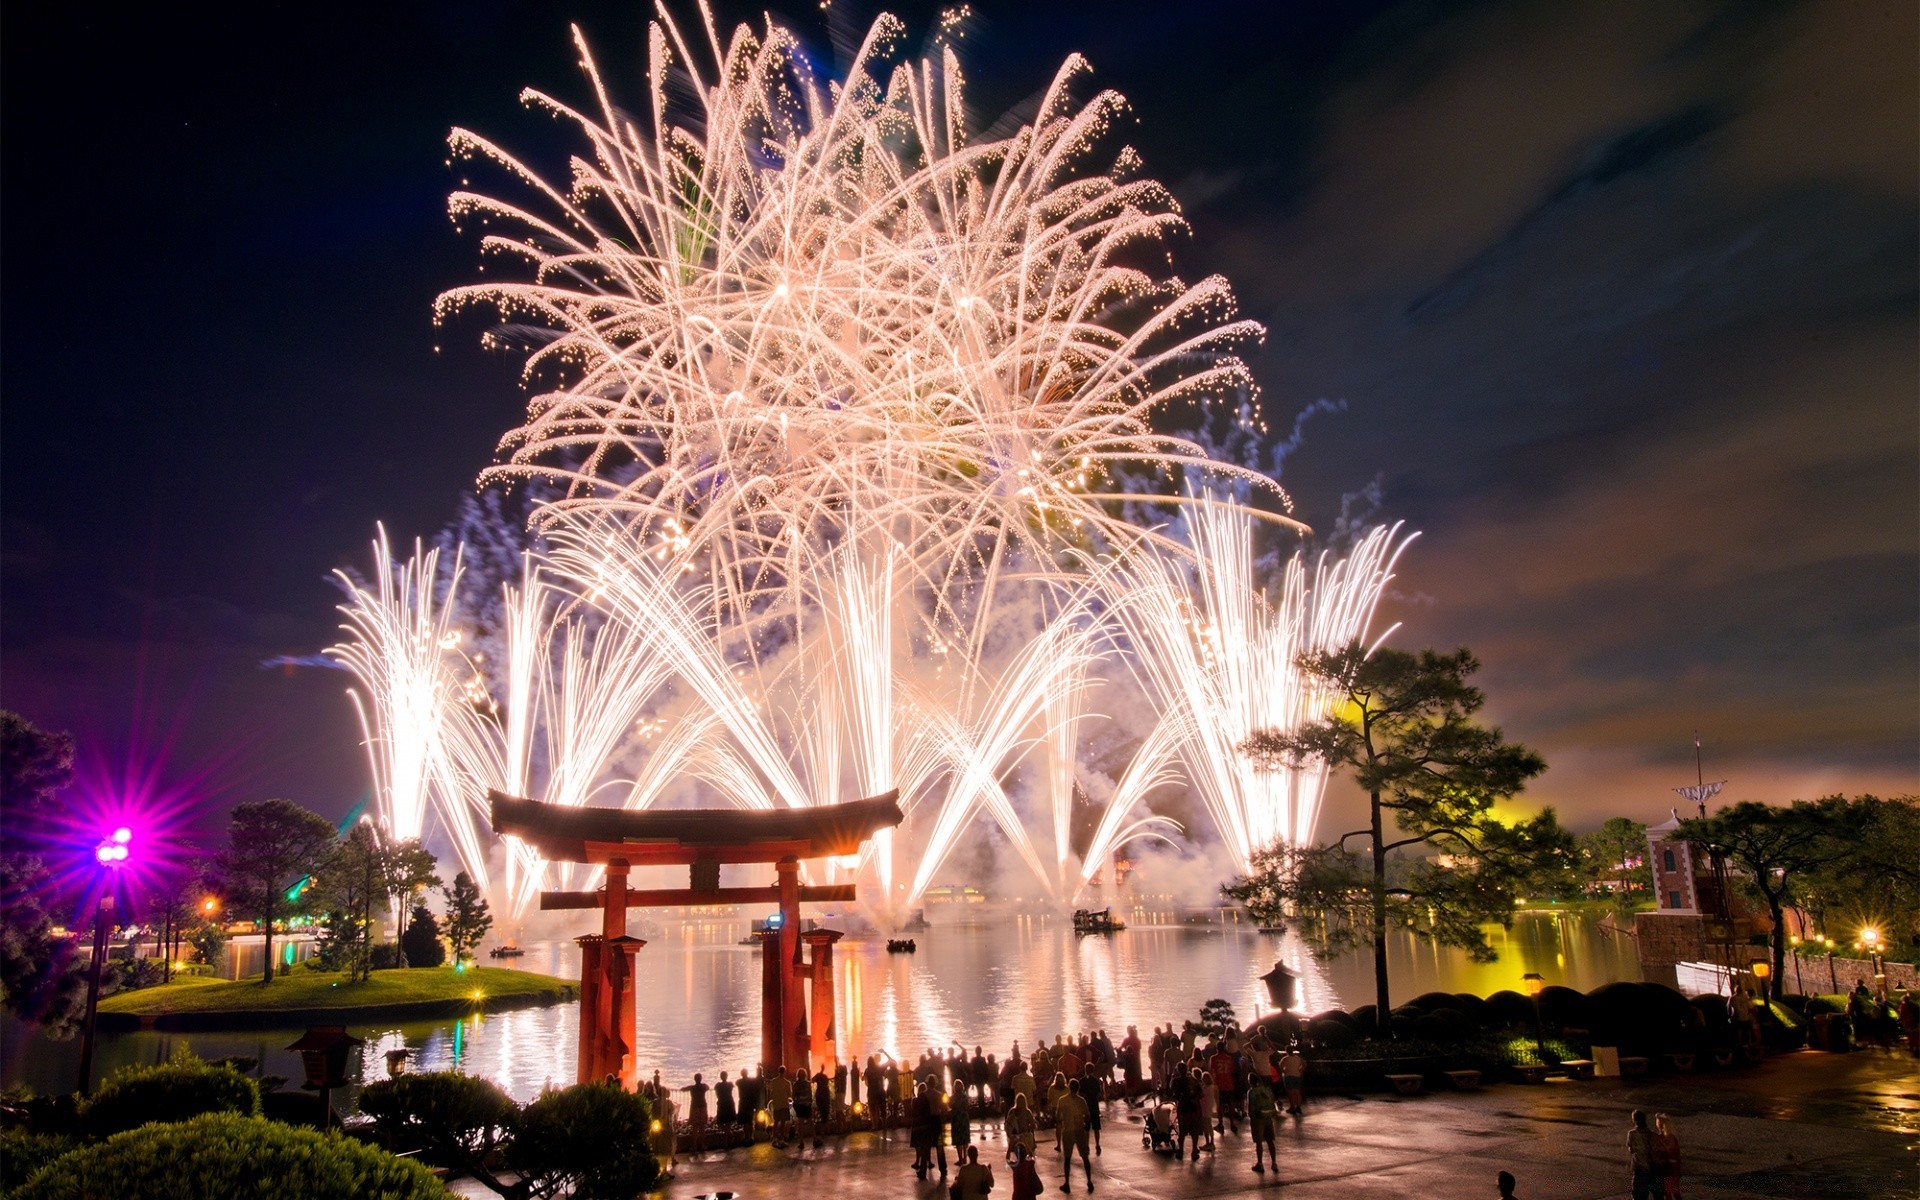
[[1, 908, 1638, 1107]]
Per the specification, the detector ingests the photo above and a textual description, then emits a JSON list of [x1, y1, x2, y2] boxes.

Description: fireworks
[[333, 7, 1417, 925]]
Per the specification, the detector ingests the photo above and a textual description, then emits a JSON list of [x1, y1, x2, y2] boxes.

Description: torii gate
[[489, 790, 902, 1088]]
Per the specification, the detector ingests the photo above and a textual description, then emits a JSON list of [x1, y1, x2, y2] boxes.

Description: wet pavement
[[453, 1048, 1920, 1199]]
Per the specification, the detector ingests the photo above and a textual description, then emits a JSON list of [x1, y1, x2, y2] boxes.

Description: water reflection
[[4, 911, 1638, 1107]]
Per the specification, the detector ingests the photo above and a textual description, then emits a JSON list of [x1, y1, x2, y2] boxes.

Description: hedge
[[81, 1056, 259, 1139], [12, 1113, 447, 1200]]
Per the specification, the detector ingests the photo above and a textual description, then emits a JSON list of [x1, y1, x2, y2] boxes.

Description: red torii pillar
[[575, 859, 644, 1087], [802, 928, 844, 1071]]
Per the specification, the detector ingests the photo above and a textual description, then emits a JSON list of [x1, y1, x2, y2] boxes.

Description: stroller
[[1141, 1103, 1178, 1154]]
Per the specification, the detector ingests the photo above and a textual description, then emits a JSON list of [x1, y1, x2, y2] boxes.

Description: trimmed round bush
[[1406, 991, 1458, 1013], [14, 1113, 447, 1200], [1413, 1008, 1473, 1044], [83, 1057, 259, 1138], [1307, 1016, 1357, 1048], [359, 1071, 518, 1166], [1484, 989, 1535, 1027], [1448, 993, 1494, 1027], [510, 1081, 658, 1199], [1538, 985, 1596, 1031]]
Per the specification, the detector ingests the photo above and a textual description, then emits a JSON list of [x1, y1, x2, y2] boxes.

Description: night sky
[[3, 0, 1914, 843]]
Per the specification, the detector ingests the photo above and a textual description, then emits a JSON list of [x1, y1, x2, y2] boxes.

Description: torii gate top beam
[[488, 789, 903, 866]]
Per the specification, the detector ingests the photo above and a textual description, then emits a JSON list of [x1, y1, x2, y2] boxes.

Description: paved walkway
[[621, 1050, 1919, 1200]]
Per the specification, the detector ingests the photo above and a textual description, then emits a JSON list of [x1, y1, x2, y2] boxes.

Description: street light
[[1859, 928, 1885, 993], [78, 827, 134, 1095], [1522, 972, 1548, 1061]]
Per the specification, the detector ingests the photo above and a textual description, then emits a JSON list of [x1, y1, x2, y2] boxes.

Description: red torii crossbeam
[[489, 790, 902, 1088]]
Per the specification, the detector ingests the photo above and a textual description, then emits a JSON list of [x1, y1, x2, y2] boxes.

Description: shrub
[[82, 1053, 259, 1138], [1307, 1016, 1357, 1048], [12, 1113, 447, 1200], [359, 1071, 517, 1169], [369, 942, 403, 971], [511, 1081, 658, 1199], [0, 1129, 74, 1187]]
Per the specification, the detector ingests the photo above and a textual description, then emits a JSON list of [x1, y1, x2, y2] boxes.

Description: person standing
[[765, 1066, 793, 1147], [1277, 1045, 1306, 1116], [1055, 1079, 1093, 1192], [739, 1067, 762, 1132], [1119, 1026, 1143, 1101], [1900, 990, 1920, 1055], [1005, 1092, 1038, 1161], [684, 1073, 710, 1152], [956, 1145, 996, 1200], [1652, 1113, 1682, 1199], [715, 1070, 737, 1132], [1078, 1067, 1104, 1156], [1246, 1075, 1278, 1174], [812, 1066, 833, 1149], [951, 1085, 975, 1161], [1010, 1145, 1044, 1200], [1199, 1071, 1218, 1152], [1496, 1170, 1520, 1198], [654, 1088, 679, 1176], [1627, 1110, 1656, 1200], [1170, 1064, 1202, 1163]]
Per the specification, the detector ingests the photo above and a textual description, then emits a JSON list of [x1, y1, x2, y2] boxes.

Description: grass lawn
[[99, 966, 573, 1018]]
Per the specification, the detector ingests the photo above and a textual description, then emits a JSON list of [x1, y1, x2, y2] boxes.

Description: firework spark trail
[[1117, 503, 1414, 873], [436, 5, 1299, 637], [332, 9, 1422, 923], [328, 529, 462, 848]]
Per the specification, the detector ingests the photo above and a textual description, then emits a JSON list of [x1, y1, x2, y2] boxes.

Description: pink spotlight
[[111, 827, 133, 845], [95, 844, 117, 865]]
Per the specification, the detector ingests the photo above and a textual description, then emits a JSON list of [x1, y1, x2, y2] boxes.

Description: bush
[[1307, 1016, 1357, 1048], [511, 1082, 658, 1199], [0, 1129, 74, 1187], [12, 1113, 447, 1200], [82, 1054, 259, 1138], [359, 1071, 517, 1168], [369, 942, 402, 971]]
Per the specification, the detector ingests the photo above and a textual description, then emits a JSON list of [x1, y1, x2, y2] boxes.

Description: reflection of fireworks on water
[[334, 8, 1415, 925]]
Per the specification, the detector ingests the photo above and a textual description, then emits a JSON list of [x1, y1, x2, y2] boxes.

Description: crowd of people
[[632, 1018, 1318, 1187]]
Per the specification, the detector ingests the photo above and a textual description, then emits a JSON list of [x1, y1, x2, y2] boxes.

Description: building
[[1634, 808, 1767, 992]]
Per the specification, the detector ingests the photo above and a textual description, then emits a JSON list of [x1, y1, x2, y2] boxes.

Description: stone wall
[[1782, 950, 1917, 996]]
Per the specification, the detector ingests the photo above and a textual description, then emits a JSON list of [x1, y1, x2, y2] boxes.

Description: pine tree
[[442, 871, 493, 965]]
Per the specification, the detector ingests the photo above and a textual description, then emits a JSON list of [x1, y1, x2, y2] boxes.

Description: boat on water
[[885, 938, 918, 954], [487, 945, 526, 959], [1071, 908, 1125, 935]]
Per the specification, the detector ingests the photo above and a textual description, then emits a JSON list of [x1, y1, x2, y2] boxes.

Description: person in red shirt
[[1207, 1045, 1239, 1134]]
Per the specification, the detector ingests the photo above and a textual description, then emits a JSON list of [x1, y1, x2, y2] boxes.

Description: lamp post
[[1823, 937, 1837, 993], [1788, 935, 1804, 996], [1859, 928, 1884, 997], [77, 827, 133, 1095], [1522, 973, 1548, 1062]]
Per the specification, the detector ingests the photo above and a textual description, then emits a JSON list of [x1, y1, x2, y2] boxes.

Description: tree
[[1578, 817, 1653, 910], [1, 711, 75, 856], [442, 872, 492, 965], [1234, 646, 1574, 1026], [306, 824, 384, 981], [1799, 794, 1920, 958], [0, 712, 86, 1033], [401, 905, 446, 969], [380, 840, 441, 969], [1676, 798, 1855, 999], [214, 801, 337, 986]]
